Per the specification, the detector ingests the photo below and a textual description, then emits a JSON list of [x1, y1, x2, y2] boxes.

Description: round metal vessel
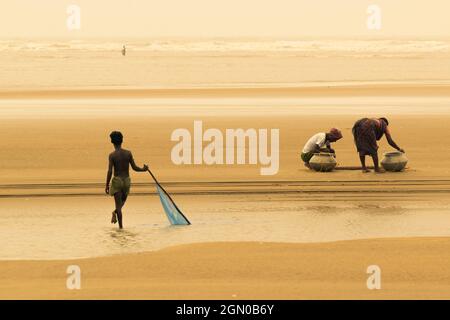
[[381, 151, 408, 172], [309, 153, 337, 172]]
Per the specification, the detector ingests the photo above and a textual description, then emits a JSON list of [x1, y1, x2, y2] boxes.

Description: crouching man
[[301, 128, 343, 168]]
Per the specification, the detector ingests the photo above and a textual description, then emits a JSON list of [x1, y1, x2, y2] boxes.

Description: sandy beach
[[2, 83, 450, 99], [1, 85, 450, 299], [1, 238, 450, 299], [1, 86, 450, 185], [1, 36, 450, 299]]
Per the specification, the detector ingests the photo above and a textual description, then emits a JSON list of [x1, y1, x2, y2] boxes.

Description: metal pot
[[381, 151, 408, 172], [309, 153, 337, 172]]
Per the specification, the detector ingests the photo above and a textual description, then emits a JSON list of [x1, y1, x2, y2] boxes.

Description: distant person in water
[[122, 45, 126, 56], [301, 128, 343, 168], [105, 131, 148, 229], [352, 117, 404, 173]]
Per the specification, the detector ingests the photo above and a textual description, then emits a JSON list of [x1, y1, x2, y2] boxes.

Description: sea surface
[[1, 38, 450, 89]]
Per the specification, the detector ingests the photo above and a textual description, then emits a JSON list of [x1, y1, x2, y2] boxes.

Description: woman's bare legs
[[359, 155, 371, 173], [371, 153, 385, 173]]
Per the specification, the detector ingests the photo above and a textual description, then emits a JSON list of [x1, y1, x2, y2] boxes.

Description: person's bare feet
[[375, 168, 386, 174], [111, 210, 117, 224], [362, 167, 371, 173]]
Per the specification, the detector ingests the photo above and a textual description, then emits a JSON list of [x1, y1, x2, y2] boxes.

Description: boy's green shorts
[[109, 176, 131, 196]]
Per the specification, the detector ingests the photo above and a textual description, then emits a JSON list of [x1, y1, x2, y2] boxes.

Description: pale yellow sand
[[1, 85, 450, 299], [1, 86, 450, 186], [1, 237, 449, 299], [2, 35, 450, 300]]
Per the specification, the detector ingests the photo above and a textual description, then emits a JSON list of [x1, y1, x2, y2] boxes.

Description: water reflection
[[2, 196, 450, 259]]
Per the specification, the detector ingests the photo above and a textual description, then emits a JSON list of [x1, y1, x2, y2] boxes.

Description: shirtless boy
[[105, 131, 148, 229]]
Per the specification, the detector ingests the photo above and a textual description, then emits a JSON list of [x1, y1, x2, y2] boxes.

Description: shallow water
[[1, 194, 450, 260]]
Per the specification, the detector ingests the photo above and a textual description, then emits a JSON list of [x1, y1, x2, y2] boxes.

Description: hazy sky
[[1, 0, 449, 38]]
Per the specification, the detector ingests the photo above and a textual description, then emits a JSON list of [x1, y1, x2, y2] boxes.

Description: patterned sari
[[352, 118, 387, 156]]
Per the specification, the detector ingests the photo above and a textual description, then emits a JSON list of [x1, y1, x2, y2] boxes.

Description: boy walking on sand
[[105, 131, 148, 229]]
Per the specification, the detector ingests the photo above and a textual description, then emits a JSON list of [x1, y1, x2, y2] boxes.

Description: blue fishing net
[[156, 184, 190, 225]]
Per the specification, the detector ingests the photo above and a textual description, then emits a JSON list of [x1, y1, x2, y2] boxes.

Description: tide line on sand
[[1, 83, 450, 99], [1, 178, 450, 198]]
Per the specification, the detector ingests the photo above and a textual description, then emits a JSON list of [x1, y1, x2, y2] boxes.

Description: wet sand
[[1, 85, 450, 299], [1, 238, 450, 299], [2, 194, 450, 260], [1, 83, 450, 99]]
